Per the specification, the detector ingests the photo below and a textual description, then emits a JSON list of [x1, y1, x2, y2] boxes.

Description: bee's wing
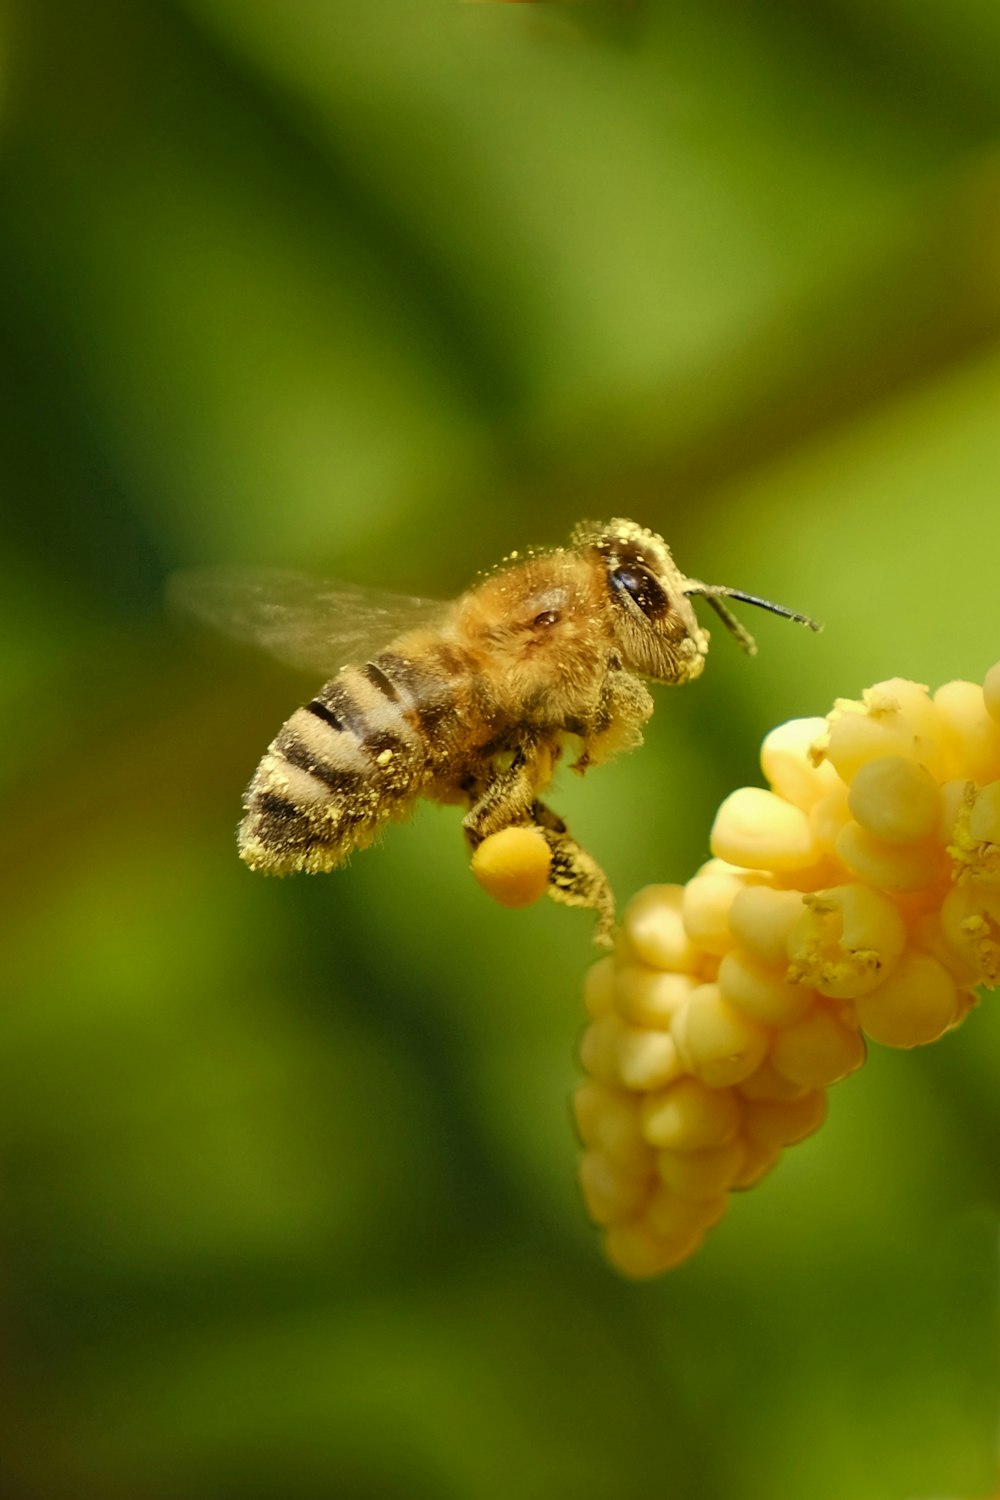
[[169, 566, 450, 676]]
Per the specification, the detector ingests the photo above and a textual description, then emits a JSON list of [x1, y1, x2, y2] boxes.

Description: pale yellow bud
[[760, 717, 841, 810], [672, 983, 770, 1087], [983, 661, 1000, 725], [640, 1076, 742, 1151], [938, 778, 974, 846], [934, 679, 1000, 784], [622, 884, 701, 972], [728, 885, 804, 967], [910, 911, 984, 989], [604, 1219, 703, 1279], [573, 1079, 619, 1146], [940, 880, 1000, 986], [717, 948, 813, 1027], [847, 755, 941, 844], [616, 1025, 684, 1091], [471, 826, 551, 907], [711, 787, 820, 872], [869, 678, 946, 775], [835, 821, 944, 893], [737, 1061, 809, 1102], [769, 1003, 867, 1089], [645, 1186, 727, 1238], [681, 870, 746, 955], [615, 966, 697, 1028], [731, 1138, 782, 1188], [656, 1138, 747, 1199], [578, 1151, 650, 1226], [583, 955, 616, 1019], [824, 701, 919, 782], [578, 1013, 626, 1086], [743, 1089, 827, 1147], [854, 948, 958, 1048], [786, 883, 906, 999], [969, 781, 1000, 844], [808, 783, 852, 853], [573, 1083, 653, 1173]]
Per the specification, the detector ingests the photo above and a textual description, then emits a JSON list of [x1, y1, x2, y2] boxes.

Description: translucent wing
[[169, 566, 450, 676]]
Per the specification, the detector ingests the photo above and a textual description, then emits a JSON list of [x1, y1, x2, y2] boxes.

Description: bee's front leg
[[530, 801, 616, 948]]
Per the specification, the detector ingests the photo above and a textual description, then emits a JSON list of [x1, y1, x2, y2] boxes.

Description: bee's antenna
[[684, 582, 821, 657]]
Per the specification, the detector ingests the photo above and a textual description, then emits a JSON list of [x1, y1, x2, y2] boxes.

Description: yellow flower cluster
[[576, 663, 1000, 1279]]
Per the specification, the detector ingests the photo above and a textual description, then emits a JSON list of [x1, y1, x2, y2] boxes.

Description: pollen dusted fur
[[237, 519, 714, 940]]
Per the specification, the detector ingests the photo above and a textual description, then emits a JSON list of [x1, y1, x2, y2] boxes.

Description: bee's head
[[576, 518, 820, 684], [577, 519, 710, 685]]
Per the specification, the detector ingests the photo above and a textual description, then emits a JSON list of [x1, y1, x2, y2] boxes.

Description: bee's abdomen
[[238, 650, 458, 874]]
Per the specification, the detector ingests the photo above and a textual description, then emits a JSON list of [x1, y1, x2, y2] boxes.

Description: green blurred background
[[2, 1, 1000, 1496]]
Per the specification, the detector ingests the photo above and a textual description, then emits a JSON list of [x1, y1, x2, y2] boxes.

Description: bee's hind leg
[[461, 752, 615, 946], [531, 801, 616, 948], [461, 748, 540, 849]]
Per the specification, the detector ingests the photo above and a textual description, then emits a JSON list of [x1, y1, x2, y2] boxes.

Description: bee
[[175, 518, 817, 942]]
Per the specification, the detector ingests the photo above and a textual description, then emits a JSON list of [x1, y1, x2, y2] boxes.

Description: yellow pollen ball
[[847, 755, 941, 844], [471, 827, 551, 908], [711, 788, 819, 872], [854, 947, 959, 1048]]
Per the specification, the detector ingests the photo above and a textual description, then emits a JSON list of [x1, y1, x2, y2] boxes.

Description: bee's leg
[[531, 800, 616, 948], [461, 748, 540, 848], [568, 671, 654, 777]]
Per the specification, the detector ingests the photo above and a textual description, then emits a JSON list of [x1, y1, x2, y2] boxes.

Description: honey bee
[[175, 518, 817, 942]]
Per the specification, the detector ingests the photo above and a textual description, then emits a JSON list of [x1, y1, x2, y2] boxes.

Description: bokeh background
[[2, 1, 1000, 1496]]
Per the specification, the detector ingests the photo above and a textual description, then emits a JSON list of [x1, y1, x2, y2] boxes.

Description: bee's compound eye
[[611, 566, 669, 619]]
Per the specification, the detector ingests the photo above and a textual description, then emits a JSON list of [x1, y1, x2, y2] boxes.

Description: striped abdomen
[[238, 646, 465, 874]]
